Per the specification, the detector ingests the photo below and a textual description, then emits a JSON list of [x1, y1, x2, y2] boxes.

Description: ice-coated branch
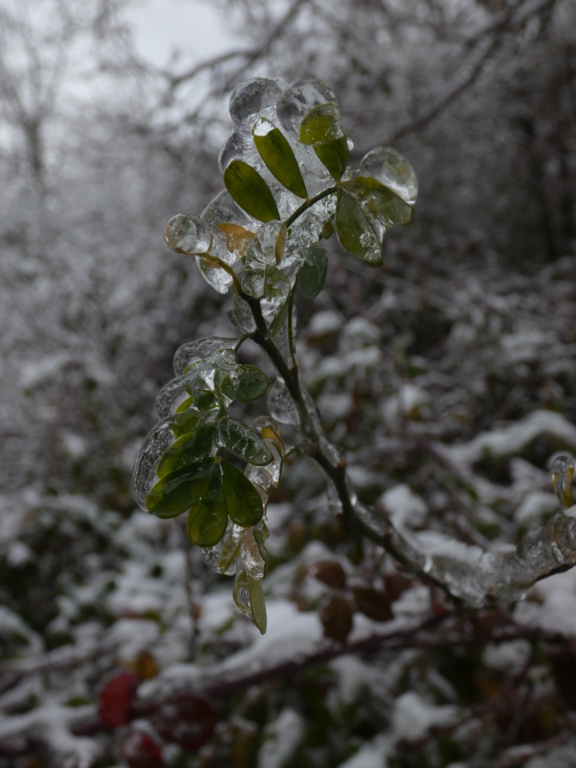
[[247, 309, 576, 608]]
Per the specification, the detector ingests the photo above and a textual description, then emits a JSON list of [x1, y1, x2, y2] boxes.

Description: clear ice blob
[[165, 214, 211, 254], [173, 337, 237, 378], [267, 377, 299, 425], [359, 147, 418, 205], [229, 77, 286, 131]]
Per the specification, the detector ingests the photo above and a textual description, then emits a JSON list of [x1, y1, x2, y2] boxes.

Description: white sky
[[127, 0, 234, 68]]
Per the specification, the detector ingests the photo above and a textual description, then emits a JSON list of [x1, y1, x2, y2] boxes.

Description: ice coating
[[218, 130, 258, 176], [132, 417, 177, 511], [173, 337, 237, 378], [277, 76, 340, 138], [155, 375, 193, 419], [359, 147, 418, 205], [267, 377, 299, 425], [201, 191, 252, 262], [165, 214, 212, 254], [201, 520, 243, 576], [229, 77, 285, 131]]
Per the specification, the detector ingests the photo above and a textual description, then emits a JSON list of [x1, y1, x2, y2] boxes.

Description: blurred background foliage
[[1, 0, 576, 766]]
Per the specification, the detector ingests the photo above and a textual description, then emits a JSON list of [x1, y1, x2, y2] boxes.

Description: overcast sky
[[127, 0, 234, 67]]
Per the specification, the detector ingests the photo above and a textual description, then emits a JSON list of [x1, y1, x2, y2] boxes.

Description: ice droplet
[[229, 77, 285, 131], [132, 417, 176, 510], [359, 147, 418, 205], [267, 377, 299, 425], [165, 214, 211, 254]]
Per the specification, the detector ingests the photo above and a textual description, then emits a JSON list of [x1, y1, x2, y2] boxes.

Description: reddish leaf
[[384, 572, 411, 602], [320, 595, 354, 642], [153, 695, 218, 752], [308, 560, 347, 590], [121, 730, 165, 768], [352, 586, 394, 622], [98, 671, 139, 727]]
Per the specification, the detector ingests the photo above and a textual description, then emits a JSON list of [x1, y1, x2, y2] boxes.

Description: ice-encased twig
[[252, 309, 576, 606]]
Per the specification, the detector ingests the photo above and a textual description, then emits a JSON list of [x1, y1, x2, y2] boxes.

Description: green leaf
[[253, 117, 307, 199], [298, 243, 328, 299], [186, 476, 228, 547], [156, 424, 215, 478], [299, 103, 343, 146], [220, 365, 269, 402], [175, 395, 194, 414], [248, 576, 267, 634], [192, 389, 218, 411], [146, 460, 216, 519], [169, 407, 204, 438], [335, 190, 382, 266], [314, 136, 349, 181], [223, 160, 280, 223], [221, 460, 264, 527], [217, 419, 273, 466], [233, 572, 267, 634], [341, 177, 414, 227]]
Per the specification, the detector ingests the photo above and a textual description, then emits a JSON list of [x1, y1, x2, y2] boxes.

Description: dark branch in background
[[358, 0, 560, 152]]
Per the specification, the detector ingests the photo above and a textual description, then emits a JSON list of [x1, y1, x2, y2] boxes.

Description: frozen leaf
[[341, 176, 413, 227], [173, 337, 237, 377], [220, 364, 269, 402], [221, 460, 264, 527], [146, 460, 216, 519], [253, 117, 307, 198], [335, 190, 382, 266], [298, 243, 328, 299], [224, 160, 280, 223], [314, 136, 349, 181], [165, 214, 211, 254], [196, 255, 234, 295], [233, 572, 267, 634], [169, 407, 206, 438], [192, 390, 218, 411], [187, 486, 229, 547], [320, 595, 354, 642], [132, 418, 177, 511], [217, 222, 255, 258], [156, 424, 215, 478], [248, 575, 267, 634], [277, 76, 340, 138], [217, 418, 273, 466], [153, 696, 218, 752], [299, 102, 344, 146], [358, 146, 418, 205], [98, 671, 139, 727]]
